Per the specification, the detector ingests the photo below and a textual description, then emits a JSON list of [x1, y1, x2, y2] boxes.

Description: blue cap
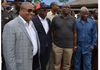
[[40, 2, 46, 9]]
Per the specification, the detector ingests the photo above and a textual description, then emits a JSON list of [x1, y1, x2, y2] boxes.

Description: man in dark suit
[[32, 3, 52, 70]]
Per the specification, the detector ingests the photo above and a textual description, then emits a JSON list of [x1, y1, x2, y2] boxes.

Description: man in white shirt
[[3, 2, 40, 70], [46, 2, 59, 22], [32, 2, 52, 70], [46, 2, 59, 70]]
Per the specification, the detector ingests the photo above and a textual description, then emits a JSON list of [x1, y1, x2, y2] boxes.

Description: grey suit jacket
[[3, 16, 40, 70]]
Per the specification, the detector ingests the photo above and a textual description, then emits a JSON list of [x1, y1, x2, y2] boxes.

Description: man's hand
[[73, 46, 77, 52], [90, 46, 94, 52]]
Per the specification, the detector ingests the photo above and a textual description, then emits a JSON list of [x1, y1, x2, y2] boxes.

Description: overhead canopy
[[69, 0, 98, 5], [69, 0, 98, 8]]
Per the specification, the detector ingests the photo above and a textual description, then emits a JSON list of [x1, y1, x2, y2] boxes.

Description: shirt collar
[[19, 15, 33, 26], [50, 11, 57, 15], [60, 14, 70, 19], [78, 17, 90, 23], [38, 15, 46, 21]]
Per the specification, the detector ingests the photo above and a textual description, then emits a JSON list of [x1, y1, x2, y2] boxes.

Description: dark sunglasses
[[27, 9, 35, 13]]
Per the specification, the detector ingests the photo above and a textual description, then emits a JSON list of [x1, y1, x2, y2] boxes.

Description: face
[[62, 6, 70, 15], [38, 9, 47, 19], [93, 10, 98, 20], [52, 5, 59, 13], [80, 10, 89, 21], [21, 4, 35, 22]]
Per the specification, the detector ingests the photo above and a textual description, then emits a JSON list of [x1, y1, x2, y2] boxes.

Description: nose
[[30, 12, 35, 16]]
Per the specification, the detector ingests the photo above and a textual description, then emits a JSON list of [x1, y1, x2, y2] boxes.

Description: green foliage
[[59, 0, 64, 2], [34, 0, 43, 3], [59, 0, 69, 2]]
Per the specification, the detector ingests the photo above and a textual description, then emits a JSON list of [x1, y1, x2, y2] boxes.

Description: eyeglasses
[[27, 9, 35, 13], [22, 7, 35, 13]]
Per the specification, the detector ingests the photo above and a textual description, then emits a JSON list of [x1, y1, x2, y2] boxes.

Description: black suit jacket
[[32, 16, 52, 70]]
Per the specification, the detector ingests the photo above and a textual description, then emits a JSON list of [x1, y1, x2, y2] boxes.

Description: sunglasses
[[22, 7, 35, 13], [27, 9, 35, 13]]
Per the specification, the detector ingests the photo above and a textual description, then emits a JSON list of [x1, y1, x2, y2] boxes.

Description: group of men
[[2, 2, 97, 70]]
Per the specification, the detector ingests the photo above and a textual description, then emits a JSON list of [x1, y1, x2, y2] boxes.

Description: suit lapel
[[46, 18, 51, 34], [16, 17, 31, 42], [17, 17, 40, 50], [37, 16, 50, 35], [37, 16, 46, 34]]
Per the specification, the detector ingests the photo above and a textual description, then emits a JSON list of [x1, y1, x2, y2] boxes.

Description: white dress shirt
[[46, 11, 58, 21], [19, 15, 38, 56], [38, 15, 49, 34]]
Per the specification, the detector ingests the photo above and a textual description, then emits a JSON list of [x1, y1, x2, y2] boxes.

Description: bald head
[[20, 2, 34, 10], [80, 6, 89, 21], [62, 4, 71, 15], [19, 2, 35, 23], [80, 6, 89, 12]]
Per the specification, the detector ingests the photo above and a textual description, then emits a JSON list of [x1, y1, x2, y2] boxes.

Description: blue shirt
[[75, 18, 97, 50]]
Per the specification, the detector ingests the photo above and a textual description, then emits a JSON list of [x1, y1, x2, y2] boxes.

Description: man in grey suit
[[3, 2, 41, 70]]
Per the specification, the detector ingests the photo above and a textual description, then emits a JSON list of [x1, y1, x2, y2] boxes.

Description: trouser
[[74, 47, 92, 70], [33, 53, 40, 70], [46, 48, 54, 70], [52, 43, 73, 70], [92, 47, 98, 70], [33, 47, 51, 70], [33, 54, 48, 70], [2, 56, 6, 70]]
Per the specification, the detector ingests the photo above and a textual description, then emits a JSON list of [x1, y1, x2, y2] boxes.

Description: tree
[[59, 0, 64, 2], [34, 0, 42, 3], [59, 0, 69, 2]]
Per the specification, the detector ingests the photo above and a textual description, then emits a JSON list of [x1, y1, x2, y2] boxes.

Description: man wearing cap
[[32, 2, 52, 70], [73, 6, 97, 70]]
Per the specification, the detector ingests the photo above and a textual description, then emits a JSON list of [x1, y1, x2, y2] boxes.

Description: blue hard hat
[[40, 2, 46, 9]]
